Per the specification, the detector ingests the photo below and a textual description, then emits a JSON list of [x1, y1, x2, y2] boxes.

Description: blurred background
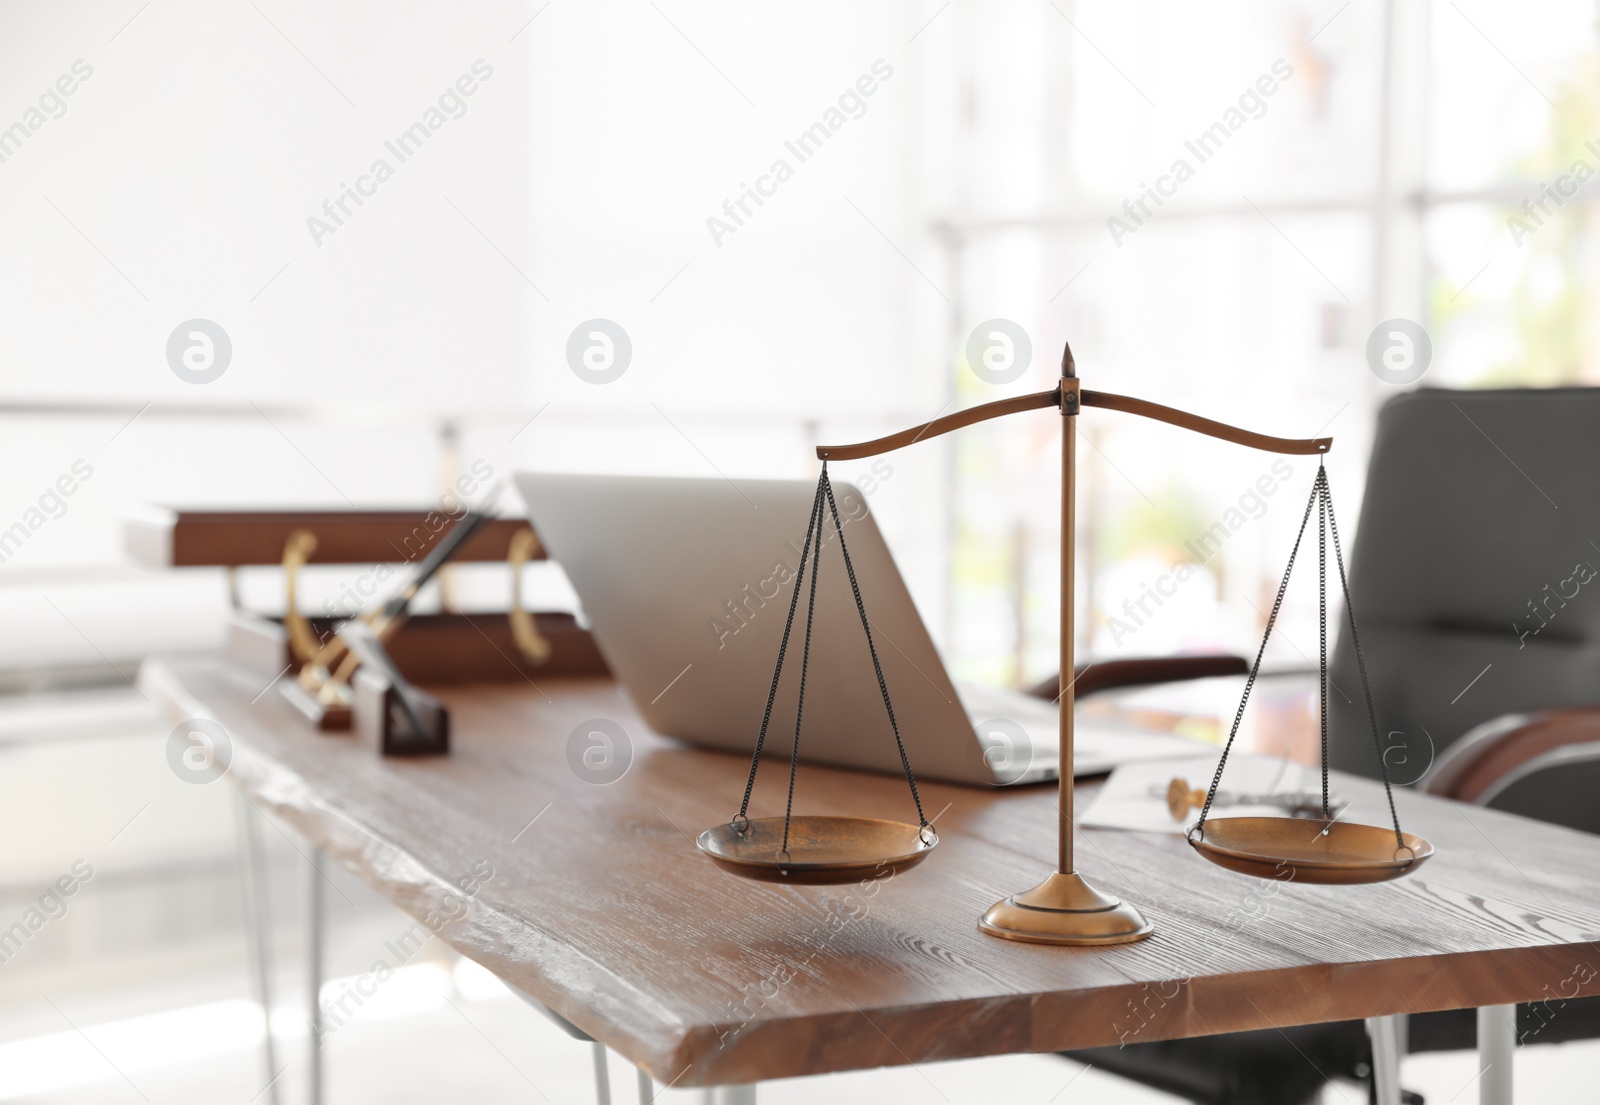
[[2, 0, 1596, 1101]]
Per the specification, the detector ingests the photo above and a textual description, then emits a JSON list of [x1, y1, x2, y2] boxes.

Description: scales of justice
[[698, 340, 1433, 946]]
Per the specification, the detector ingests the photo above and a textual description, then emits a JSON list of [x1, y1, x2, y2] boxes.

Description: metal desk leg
[[590, 1042, 611, 1105], [308, 847, 325, 1105], [717, 1088, 757, 1105], [637, 1065, 652, 1102], [1478, 1004, 1515, 1105], [1366, 1014, 1401, 1105], [234, 794, 282, 1105]]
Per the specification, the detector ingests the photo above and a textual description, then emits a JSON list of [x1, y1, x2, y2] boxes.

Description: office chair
[[1054, 387, 1600, 1104]]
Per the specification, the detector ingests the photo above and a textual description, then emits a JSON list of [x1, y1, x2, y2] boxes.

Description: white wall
[[0, 1, 951, 668]]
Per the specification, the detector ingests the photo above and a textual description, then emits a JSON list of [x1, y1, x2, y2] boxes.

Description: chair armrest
[[1421, 708, 1600, 805], [1026, 654, 1249, 702]]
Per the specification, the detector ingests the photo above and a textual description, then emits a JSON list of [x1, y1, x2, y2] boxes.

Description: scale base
[[979, 871, 1153, 946]]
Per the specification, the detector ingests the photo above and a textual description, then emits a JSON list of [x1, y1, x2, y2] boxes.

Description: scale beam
[[816, 390, 1058, 461], [817, 385, 1331, 460], [1081, 391, 1330, 456]]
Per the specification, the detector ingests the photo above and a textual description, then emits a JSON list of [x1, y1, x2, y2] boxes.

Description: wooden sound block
[[352, 668, 449, 756], [277, 679, 353, 731]]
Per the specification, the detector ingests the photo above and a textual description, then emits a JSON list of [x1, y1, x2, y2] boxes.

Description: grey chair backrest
[[1328, 386, 1600, 832]]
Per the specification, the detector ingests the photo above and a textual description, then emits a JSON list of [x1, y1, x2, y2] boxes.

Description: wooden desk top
[[142, 657, 1600, 1087]]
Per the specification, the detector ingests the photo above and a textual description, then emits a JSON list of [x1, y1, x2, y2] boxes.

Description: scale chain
[[1195, 469, 1324, 836], [733, 464, 933, 857], [779, 476, 828, 857], [1195, 466, 1410, 853], [1325, 477, 1407, 850], [734, 476, 825, 828], [821, 470, 931, 837], [1319, 465, 1330, 820]]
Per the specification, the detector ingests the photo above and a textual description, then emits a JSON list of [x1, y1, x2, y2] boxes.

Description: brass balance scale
[[698, 341, 1433, 945]]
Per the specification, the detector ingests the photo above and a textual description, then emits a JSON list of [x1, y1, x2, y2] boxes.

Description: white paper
[[1079, 752, 1329, 835]]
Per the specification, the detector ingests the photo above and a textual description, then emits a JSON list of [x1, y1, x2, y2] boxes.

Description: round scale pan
[[1188, 817, 1434, 885], [697, 815, 936, 885]]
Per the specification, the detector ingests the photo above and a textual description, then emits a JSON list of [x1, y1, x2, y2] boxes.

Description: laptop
[[514, 473, 1204, 786]]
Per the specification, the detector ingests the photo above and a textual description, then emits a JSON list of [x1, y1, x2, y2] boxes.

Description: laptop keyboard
[[954, 681, 1209, 779]]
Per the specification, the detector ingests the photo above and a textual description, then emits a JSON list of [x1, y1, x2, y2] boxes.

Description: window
[[1, 0, 1593, 697]]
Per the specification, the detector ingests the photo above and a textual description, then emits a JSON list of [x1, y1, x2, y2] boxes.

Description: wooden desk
[[142, 657, 1600, 1088]]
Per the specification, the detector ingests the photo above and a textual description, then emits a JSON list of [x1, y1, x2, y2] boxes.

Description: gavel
[[1160, 777, 1347, 823]]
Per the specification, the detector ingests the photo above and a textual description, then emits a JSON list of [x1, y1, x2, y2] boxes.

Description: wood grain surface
[[141, 657, 1600, 1087]]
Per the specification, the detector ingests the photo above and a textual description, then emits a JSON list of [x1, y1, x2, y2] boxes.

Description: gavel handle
[[299, 513, 491, 695]]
